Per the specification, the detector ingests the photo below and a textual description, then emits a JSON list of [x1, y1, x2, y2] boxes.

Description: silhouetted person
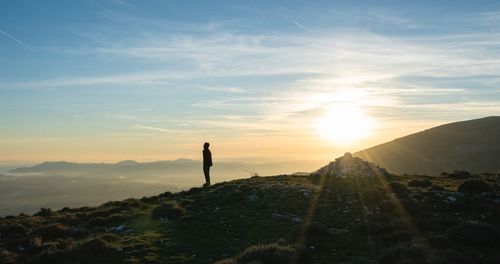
[[203, 142, 212, 186]]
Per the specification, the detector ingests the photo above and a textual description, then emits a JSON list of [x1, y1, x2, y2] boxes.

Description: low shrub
[[87, 217, 107, 227], [79, 238, 114, 255], [151, 201, 185, 220], [186, 187, 203, 195], [106, 214, 127, 225], [307, 222, 329, 237], [429, 184, 444, 191], [56, 238, 75, 251], [379, 199, 398, 214], [158, 191, 173, 198], [31, 223, 71, 241], [457, 180, 493, 194], [34, 208, 53, 217], [100, 234, 121, 242], [87, 214, 127, 227], [408, 179, 432, 188], [447, 171, 473, 180], [382, 230, 413, 244], [361, 189, 386, 207], [0, 248, 17, 264], [428, 249, 474, 264], [379, 244, 428, 264], [446, 222, 500, 247], [0, 223, 28, 236], [120, 198, 143, 208], [234, 243, 310, 264], [385, 182, 410, 195], [427, 234, 449, 249], [87, 210, 113, 219]]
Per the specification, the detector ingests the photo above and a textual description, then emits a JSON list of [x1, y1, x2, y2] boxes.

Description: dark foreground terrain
[[1, 168, 499, 263]]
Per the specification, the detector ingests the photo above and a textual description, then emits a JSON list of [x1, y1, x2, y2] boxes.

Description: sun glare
[[316, 104, 375, 144]]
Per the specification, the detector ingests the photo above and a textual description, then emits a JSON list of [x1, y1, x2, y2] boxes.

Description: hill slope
[[1, 166, 499, 263], [354, 116, 500, 175]]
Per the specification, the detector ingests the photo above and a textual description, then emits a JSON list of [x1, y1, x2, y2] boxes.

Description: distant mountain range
[[355, 116, 500, 175], [8, 159, 325, 186]]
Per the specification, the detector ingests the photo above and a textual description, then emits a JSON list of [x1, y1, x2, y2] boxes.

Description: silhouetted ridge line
[[354, 116, 500, 175]]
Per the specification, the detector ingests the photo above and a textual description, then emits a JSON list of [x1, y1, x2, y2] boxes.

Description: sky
[[1, 0, 500, 163]]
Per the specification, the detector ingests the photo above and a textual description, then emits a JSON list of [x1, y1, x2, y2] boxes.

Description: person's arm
[[208, 151, 213, 166]]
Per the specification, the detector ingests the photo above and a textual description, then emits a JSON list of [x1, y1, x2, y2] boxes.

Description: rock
[[311, 153, 391, 178], [445, 196, 457, 203], [458, 180, 493, 194], [114, 225, 125, 232], [408, 179, 432, 188]]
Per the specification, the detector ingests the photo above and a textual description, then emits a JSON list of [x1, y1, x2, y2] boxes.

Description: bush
[[382, 230, 413, 244], [379, 199, 398, 214], [234, 243, 310, 264], [0, 248, 17, 264], [379, 244, 428, 264], [429, 184, 444, 191], [428, 249, 474, 264], [87, 214, 127, 227], [100, 234, 121, 243], [106, 214, 127, 225], [385, 182, 410, 195], [447, 171, 473, 180], [31, 223, 71, 241], [56, 238, 75, 251], [0, 223, 28, 236], [408, 179, 432, 188], [120, 198, 143, 208], [457, 180, 493, 194], [446, 222, 500, 247], [186, 187, 203, 195], [87, 217, 108, 227], [79, 238, 113, 255], [427, 235, 449, 249], [34, 208, 53, 217], [151, 201, 185, 220], [361, 189, 386, 207], [307, 222, 329, 237], [87, 210, 113, 219]]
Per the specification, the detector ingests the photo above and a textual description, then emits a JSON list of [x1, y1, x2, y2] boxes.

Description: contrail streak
[[0, 29, 35, 52]]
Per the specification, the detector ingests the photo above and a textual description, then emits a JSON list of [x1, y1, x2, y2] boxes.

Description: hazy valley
[[0, 159, 325, 216]]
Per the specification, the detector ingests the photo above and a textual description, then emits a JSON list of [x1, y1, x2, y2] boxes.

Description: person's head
[[203, 142, 210, 149]]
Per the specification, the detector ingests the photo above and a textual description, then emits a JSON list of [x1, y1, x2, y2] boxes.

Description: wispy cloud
[[0, 29, 35, 52], [4, 9, 500, 145], [133, 125, 179, 133], [292, 20, 315, 33]]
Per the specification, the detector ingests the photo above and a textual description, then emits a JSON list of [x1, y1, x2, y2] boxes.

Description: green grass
[[1, 173, 499, 263]]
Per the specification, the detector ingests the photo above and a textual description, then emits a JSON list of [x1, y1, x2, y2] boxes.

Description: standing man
[[202, 142, 213, 186]]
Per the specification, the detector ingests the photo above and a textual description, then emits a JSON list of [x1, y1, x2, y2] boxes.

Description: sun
[[316, 104, 375, 144]]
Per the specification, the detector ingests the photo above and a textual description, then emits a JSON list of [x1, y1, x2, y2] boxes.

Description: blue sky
[[1, 0, 500, 162]]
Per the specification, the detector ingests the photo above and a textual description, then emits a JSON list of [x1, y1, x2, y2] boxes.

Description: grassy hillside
[[1, 171, 499, 263], [355, 116, 500, 175]]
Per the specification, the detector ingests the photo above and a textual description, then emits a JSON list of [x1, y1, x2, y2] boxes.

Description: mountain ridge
[[354, 116, 500, 175]]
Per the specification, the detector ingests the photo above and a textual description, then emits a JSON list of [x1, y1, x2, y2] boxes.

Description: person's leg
[[203, 166, 210, 185], [207, 166, 211, 185]]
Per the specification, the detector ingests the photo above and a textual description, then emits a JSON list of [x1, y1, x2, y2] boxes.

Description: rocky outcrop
[[312, 153, 391, 178]]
